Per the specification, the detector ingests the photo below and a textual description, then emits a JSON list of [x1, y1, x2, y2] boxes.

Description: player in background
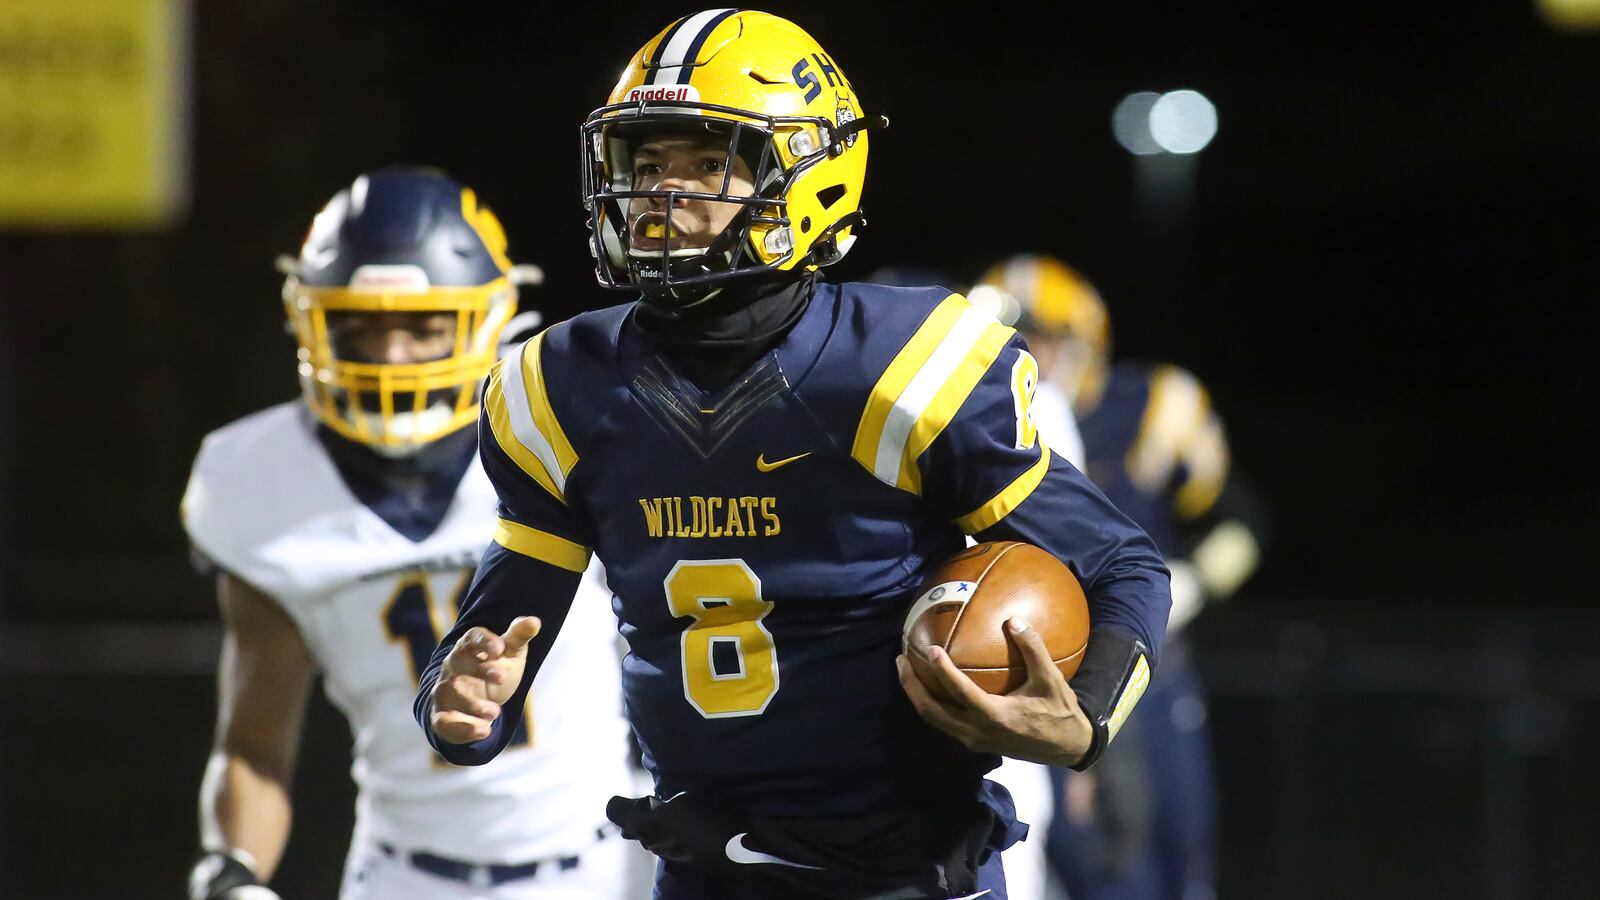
[[866, 263, 1082, 900], [972, 255, 1266, 900], [182, 168, 636, 900], [417, 12, 1171, 899]]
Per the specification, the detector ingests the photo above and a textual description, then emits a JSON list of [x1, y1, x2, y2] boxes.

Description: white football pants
[[339, 832, 648, 900]]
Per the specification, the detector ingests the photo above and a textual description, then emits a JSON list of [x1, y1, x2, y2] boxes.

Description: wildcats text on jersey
[[638, 495, 781, 539]]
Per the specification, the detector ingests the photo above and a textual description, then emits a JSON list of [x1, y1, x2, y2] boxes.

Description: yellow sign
[[1538, 0, 1600, 30], [0, 0, 188, 228]]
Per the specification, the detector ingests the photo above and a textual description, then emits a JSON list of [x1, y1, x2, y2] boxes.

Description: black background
[[1, 2, 1597, 897]]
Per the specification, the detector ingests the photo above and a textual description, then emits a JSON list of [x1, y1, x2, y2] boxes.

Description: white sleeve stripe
[[873, 305, 997, 484], [498, 341, 566, 493]]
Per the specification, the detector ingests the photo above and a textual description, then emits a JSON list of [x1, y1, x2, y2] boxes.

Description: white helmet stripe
[[648, 8, 738, 85]]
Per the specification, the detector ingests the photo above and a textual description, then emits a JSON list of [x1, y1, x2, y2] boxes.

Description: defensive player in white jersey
[[181, 168, 636, 900]]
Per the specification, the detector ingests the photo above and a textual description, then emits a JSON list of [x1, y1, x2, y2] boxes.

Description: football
[[902, 541, 1090, 696]]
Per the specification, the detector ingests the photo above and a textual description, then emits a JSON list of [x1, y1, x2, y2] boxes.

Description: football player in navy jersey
[[414, 12, 1172, 900], [972, 256, 1266, 900]]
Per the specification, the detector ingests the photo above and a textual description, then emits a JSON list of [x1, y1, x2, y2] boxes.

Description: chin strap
[[803, 210, 868, 268]]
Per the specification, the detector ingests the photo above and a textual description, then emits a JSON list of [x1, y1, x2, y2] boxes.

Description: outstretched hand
[[429, 617, 541, 745], [896, 617, 1093, 767]]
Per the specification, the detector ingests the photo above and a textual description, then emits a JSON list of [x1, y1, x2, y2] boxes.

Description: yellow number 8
[[1012, 349, 1040, 450], [664, 559, 779, 718]]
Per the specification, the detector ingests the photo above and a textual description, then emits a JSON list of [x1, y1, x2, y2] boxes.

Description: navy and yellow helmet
[[582, 9, 881, 304], [279, 167, 525, 454]]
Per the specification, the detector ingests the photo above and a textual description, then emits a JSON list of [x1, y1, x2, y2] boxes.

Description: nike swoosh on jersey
[[723, 833, 824, 869], [755, 451, 811, 472]]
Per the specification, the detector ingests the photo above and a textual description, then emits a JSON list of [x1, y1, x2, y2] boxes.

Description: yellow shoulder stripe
[[492, 518, 590, 573], [519, 332, 579, 479], [484, 363, 564, 502], [853, 294, 1018, 494], [853, 295, 968, 475], [898, 319, 1015, 494], [484, 331, 581, 503], [953, 441, 1052, 534]]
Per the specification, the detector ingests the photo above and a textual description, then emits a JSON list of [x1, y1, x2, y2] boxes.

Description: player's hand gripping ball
[[896, 541, 1097, 766], [902, 541, 1089, 696]]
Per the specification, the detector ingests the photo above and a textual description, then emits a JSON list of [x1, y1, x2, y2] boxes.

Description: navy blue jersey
[[421, 283, 1170, 817], [1077, 362, 1229, 557]]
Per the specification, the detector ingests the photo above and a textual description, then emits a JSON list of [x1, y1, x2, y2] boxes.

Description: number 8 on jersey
[[665, 559, 779, 718]]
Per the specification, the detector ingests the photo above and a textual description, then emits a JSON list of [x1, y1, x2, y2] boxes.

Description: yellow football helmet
[[971, 255, 1111, 408], [279, 168, 528, 455], [582, 9, 882, 305]]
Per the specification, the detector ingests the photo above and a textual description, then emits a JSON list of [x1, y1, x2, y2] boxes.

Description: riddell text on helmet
[[626, 85, 701, 103]]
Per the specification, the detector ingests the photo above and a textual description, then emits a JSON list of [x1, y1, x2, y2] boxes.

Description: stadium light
[[1112, 89, 1218, 155], [1112, 91, 1163, 155], [1150, 90, 1218, 154]]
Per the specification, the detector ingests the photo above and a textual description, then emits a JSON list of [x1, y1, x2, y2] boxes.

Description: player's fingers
[[434, 672, 483, 705], [469, 626, 506, 659], [433, 676, 500, 719], [500, 616, 543, 654], [926, 645, 998, 712], [1008, 618, 1063, 694], [895, 653, 928, 700], [444, 638, 494, 679], [431, 709, 494, 744], [896, 655, 979, 744]]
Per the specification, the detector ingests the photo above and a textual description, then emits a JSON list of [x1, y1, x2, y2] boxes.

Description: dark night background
[[1, 1, 1597, 898]]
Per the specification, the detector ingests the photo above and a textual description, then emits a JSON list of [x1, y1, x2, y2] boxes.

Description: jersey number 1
[[384, 573, 533, 748], [665, 559, 779, 718]]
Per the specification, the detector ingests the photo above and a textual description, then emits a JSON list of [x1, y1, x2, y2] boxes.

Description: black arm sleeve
[[414, 543, 583, 765], [1062, 625, 1151, 771]]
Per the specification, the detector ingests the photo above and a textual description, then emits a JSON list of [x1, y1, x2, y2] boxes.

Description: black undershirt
[[630, 273, 816, 391]]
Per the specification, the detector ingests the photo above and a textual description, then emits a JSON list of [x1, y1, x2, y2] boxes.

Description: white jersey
[[1032, 380, 1085, 470], [182, 402, 632, 863]]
